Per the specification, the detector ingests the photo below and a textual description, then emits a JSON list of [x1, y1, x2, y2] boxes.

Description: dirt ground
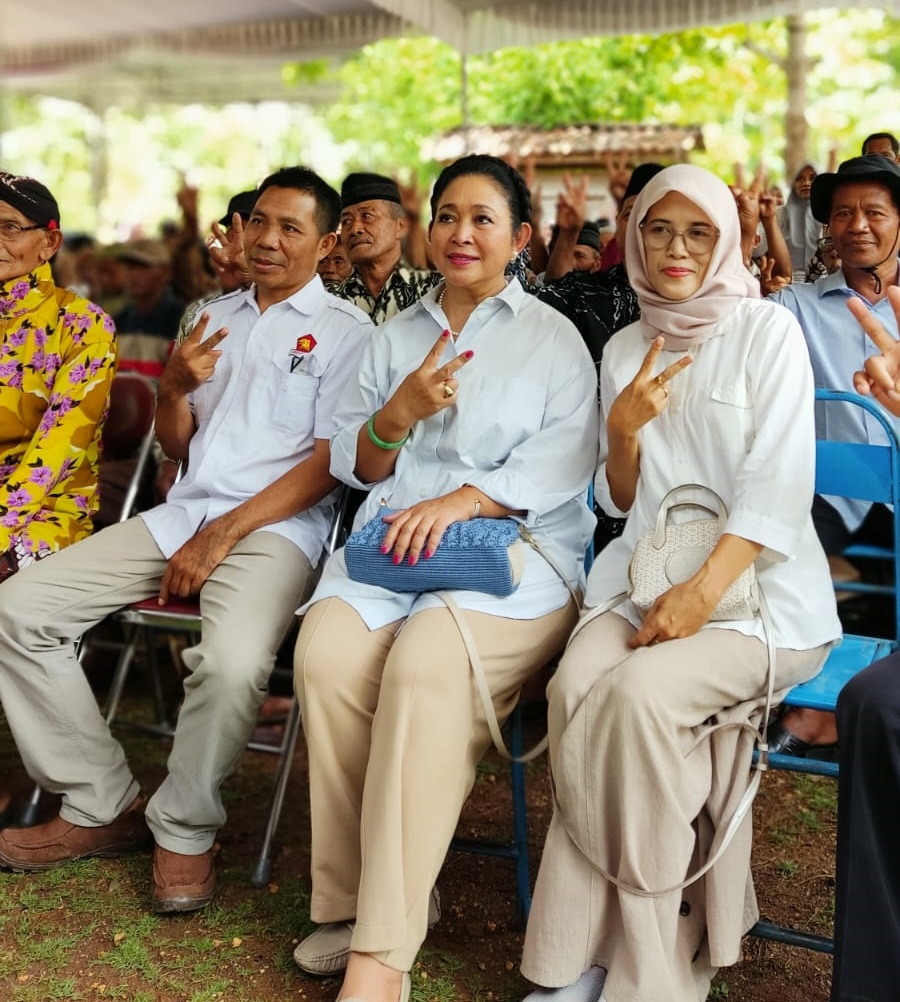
[[0, 650, 836, 1002]]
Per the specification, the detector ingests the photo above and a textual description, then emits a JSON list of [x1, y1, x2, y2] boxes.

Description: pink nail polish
[[423, 549, 432, 560], [464, 350, 474, 358], [380, 544, 389, 554], [392, 553, 402, 565], [408, 554, 417, 566]]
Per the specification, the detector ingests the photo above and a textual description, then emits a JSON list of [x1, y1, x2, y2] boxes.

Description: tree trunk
[[784, 13, 810, 181]]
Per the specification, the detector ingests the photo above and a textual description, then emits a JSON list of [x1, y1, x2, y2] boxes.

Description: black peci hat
[[340, 172, 401, 210], [218, 189, 258, 226], [0, 172, 60, 229], [810, 155, 900, 224]]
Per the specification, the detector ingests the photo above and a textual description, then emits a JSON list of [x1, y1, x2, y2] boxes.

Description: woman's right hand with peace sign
[[607, 336, 692, 438], [604, 337, 692, 513], [356, 331, 475, 484], [382, 330, 475, 429]]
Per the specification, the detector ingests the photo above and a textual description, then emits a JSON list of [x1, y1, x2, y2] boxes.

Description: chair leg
[[251, 697, 302, 888], [18, 783, 43, 828], [104, 623, 142, 724], [508, 704, 532, 925]]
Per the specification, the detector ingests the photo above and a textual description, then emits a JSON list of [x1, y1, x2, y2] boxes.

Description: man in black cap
[[767, 154, 900, 757], [331, 172, 440, 325], [571, 222, 604, 273]]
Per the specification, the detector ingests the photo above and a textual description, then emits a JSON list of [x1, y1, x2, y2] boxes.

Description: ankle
[[339, 952, 404, 1002]]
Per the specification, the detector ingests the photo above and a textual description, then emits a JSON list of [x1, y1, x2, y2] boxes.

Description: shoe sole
[[152, 890, 215, 914], [0, 839, 152, 873]]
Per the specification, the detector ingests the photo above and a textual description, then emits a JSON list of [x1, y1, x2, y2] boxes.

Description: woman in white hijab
[[519, 164, 841, 1002]]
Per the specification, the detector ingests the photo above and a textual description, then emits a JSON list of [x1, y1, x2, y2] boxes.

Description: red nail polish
[[464, 349, 474, 358], [441, 329, 450, 339], [392, 553, 402, 565], [423, 549, 432, 560], [380, 544, 389, 554], [408, 554, 417, 566]]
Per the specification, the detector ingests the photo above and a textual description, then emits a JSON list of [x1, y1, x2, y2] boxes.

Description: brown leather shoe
[[0, 794, 151, 872], [151, 844, 216, 913]]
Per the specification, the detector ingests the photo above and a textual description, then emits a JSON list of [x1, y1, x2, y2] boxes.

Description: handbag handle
[[434, 527, 581, 764], [557, 587, 778, 898], [650, 484, 728, 548]]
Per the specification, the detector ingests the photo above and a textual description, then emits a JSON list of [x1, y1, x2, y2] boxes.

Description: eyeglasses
[[0, 220, 45, 241], [639, 220, 719, 254]]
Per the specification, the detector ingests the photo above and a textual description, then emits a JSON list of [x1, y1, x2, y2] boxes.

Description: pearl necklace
[[437, 286, 460, 340]]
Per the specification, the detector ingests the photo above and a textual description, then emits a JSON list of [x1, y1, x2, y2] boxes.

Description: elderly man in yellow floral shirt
[[0, 171, 116, 825]]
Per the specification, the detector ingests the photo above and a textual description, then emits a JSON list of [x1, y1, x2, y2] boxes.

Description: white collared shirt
[[588, 297, 841, 651], [304, 279, 600, 629], [140, 277, 372, 565]]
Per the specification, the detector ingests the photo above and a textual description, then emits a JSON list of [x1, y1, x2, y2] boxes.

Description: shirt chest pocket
[[706, 381, 754, 452], [451, 374, 546, 465], [263, 359, 319, 435]]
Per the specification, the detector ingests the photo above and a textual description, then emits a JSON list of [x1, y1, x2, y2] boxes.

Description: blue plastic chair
[[751, 388, 900, 953]]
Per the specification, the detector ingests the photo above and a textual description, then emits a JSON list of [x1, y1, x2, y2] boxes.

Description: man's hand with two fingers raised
[[850, 286, 900, 415]]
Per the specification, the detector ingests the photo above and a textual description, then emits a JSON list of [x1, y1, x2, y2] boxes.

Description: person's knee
[[838, 655, 900, 731], [0, 566, 57, 648], [294, 602, 366, 700]]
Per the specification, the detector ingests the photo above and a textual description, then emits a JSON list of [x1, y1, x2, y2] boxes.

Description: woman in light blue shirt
[[292, 155, 598, 1002]]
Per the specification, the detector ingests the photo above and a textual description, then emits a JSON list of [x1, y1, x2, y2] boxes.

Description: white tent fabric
[[2, 0, 896, 74]]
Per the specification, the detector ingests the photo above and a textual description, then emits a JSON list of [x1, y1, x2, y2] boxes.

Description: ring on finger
[[443, 382, 455, 398], [655, 374, 666, 386]]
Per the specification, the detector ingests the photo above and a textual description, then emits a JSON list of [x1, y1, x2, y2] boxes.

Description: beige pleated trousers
[[294, 596, 577, 972], [520, 611, 829, 1002]]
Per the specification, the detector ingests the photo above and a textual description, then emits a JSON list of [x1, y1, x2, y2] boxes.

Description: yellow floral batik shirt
[[0, 262, 117, 564]]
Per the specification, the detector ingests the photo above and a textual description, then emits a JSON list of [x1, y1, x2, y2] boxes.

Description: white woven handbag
[[629, 484, 759, 620]]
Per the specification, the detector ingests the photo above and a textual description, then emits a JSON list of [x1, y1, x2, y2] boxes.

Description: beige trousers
[[520, 611, 829, 1002], [294, 596, 577, 972], [0, 517, 313, 853]]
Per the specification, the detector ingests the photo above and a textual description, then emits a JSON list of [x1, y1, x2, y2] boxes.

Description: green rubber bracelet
[[367, 413, 409, 450]]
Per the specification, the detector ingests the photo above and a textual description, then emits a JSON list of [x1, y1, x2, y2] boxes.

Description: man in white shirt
[[0, 166, 372, 913]]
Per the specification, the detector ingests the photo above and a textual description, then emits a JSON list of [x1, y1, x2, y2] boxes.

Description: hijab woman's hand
[[607, 336, 692, 438]]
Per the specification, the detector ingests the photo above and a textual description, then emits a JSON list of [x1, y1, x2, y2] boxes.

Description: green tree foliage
[[323, 11, 898, 180]]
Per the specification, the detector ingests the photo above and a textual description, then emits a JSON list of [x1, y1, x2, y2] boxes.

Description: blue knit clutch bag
[[344, 510, 523, 596]]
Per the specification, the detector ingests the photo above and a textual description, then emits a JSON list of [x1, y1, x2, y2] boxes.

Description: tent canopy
[[3, 0, 893, 75]]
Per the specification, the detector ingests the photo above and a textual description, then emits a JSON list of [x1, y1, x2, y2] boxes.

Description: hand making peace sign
[[387, 330, 475, 427], [159, 313, 229, 399], [850, 286, 900, 416], [607, 336, 693, 437]]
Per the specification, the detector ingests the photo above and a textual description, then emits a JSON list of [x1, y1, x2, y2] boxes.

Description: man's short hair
[[257, 167, 341, 236], [862, 132, 899, 157]]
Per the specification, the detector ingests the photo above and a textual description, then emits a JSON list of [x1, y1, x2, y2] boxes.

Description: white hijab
[[624, 164, 760, 351]]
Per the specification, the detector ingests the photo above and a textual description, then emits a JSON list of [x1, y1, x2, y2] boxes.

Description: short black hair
[[257, 166, 341, 236], [430, 155, 531, 231], [862, 132, 899, 156]]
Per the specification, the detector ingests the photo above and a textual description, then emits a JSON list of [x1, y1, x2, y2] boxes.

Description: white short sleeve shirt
[[140, 277, 371, 565]]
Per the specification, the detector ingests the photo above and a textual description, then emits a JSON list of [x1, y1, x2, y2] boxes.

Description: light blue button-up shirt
[[770, 265, 900, 531], [304, 279, 599, 629]]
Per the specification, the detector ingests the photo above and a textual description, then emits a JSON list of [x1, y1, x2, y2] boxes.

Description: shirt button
[[679, 901, 691, 917], [419, 490, 427, 498]]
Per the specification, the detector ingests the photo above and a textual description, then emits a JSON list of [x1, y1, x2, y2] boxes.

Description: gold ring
[[656, 374, 665, 386], [443, 383, 455, 398]]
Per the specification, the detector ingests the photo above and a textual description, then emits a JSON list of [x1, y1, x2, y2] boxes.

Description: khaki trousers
[[520, 611, 828, 1002], [0, 517, 313, 853], [294, 596, 577, 972]]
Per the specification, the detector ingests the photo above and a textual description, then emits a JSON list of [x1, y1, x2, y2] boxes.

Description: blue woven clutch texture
[[344, 510, 523, 596]]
